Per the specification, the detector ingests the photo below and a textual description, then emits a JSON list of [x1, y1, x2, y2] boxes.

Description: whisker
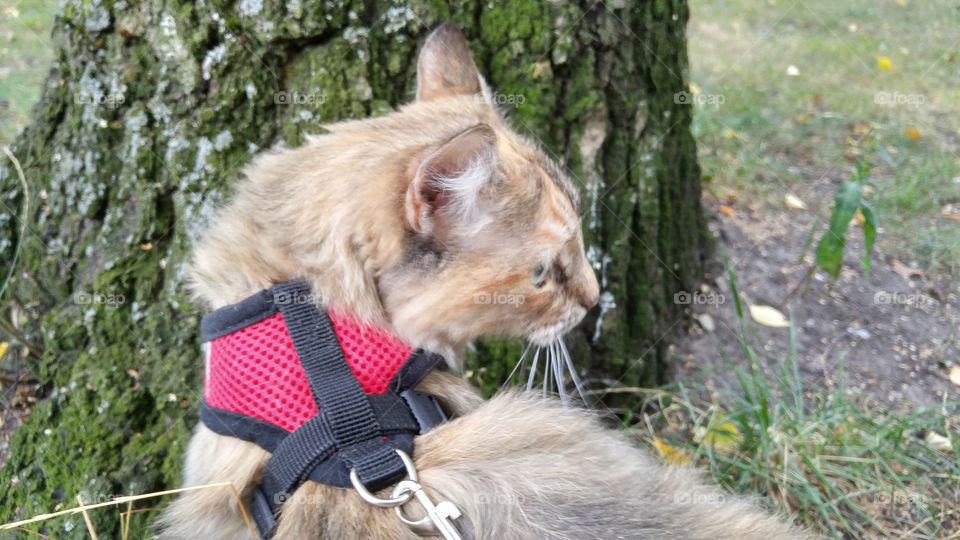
[[506, 341, 534, 384], [553, 341, 567, 406], [542, 345, 551, 396], [526, 346, 541, 392], [558, 339, 589, 407]]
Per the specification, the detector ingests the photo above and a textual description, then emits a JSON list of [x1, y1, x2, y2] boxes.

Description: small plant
[[814, 161, 877, 278]]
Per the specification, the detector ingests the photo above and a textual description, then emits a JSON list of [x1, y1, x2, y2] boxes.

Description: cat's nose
[[575, 267, 600, 310]]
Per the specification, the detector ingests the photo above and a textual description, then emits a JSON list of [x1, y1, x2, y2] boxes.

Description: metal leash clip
[[350, 449, 464, 540]]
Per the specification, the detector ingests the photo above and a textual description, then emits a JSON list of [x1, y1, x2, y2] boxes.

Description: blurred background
[[1, 0, 958, 538]]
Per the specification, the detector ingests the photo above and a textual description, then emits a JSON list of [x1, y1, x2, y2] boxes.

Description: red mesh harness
[[205, 310, 415, 432], [198, 280, 447, 538]]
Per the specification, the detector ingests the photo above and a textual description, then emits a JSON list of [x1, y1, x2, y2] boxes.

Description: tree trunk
[[0, 0, 705, 536]]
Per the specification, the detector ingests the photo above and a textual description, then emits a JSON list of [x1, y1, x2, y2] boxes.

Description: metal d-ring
[[349, 449, 419, 508]]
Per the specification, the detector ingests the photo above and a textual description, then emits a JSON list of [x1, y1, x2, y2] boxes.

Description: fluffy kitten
[[160, 23, 813, 540]]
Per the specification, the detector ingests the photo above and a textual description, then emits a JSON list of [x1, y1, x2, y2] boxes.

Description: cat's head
[[380, 24, 599, 351]]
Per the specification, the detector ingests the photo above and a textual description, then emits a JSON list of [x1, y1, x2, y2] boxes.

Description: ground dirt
[[672, 193, 959, 411]]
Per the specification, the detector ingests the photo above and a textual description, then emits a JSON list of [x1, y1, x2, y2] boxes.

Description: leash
[[199, 280, 465, 539]]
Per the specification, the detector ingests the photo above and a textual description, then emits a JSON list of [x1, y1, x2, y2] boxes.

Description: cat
[[159, 22, 813, 540]]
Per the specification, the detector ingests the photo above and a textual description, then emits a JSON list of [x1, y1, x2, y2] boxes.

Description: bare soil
[[672, 195, 960, 410]]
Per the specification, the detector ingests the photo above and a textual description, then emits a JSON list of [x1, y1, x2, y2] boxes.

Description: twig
[[76, 494, 99, 540], [780, 264, 816, 308], [229, 482, 258, 539], [0, 147, 29, 303], [0, 316, 41, 357], [0, 482, 236, 531], [121, 499, 132, 540]]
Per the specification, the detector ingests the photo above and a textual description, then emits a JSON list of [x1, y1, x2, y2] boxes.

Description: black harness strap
[[231, 281, 446, 538]]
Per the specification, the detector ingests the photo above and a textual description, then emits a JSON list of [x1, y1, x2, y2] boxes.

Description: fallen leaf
[[721, 127, 739, 140], [949, 366, 960, 387], [891, 259, 924, 279], [695, 313, 716, 333], [852, 208, 866, 227], [904, 127, 921, 140], [877, 56, 893, 71], [0, 342, 7, 358], [718, 205, 736, 217], [139, 242, 153, 251], [750, 305, 791, 328], [784, 193, 808, 210], [941, 203, 960, 222], [925, 431, 952, 452], [698, 421, 743, 453], [531, 61, 551, 79], [652, 438, 691, 465]]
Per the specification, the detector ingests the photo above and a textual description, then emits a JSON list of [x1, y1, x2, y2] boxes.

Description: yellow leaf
[[721, 127, 739, 140], [0, 341, 8, 358], [784, 193, 807, 210], [652, 438, 691, 465], [851, 208, 866, 227], [876, 56, 893, 71], [904, 127, 921, 140], [700, 421, 743, 452], [749, 305, 791, 328], [949, 366, 960, 387], [531, 61, 551, 80]]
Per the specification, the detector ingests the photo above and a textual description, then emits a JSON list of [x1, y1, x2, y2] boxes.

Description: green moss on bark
[[0, 0, 705, 535]]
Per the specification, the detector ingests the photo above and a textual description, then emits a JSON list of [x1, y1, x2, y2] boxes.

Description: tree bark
[[0, 0, 705, 535]]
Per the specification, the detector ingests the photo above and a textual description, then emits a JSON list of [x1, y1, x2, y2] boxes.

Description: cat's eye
[[531, 262, 550, 287]]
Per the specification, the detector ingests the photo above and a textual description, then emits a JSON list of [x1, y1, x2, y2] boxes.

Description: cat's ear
[[406, 124, 497, 237], [416, 23, 483, 101]]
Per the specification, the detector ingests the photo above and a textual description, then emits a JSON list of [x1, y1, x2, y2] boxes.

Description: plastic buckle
[[400, 390, 448, 434]]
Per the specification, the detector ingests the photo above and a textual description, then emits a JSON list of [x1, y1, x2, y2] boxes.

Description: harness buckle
[[400, 390, 448, 434]]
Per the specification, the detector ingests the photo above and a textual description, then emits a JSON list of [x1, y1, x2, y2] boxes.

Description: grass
[[626, 273, 960, 539], [1, 1, 957, 538], [688, 0, 960, 276], [0, 0, 58, 145]]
